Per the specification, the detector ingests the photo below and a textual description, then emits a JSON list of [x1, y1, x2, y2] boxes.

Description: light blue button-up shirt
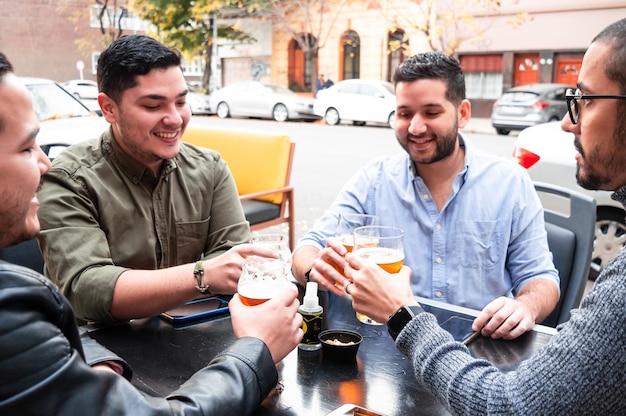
[[297, 136, 559, 310]]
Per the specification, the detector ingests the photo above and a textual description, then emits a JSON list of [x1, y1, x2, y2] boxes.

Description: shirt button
[[423, 193, 430, 200], [436, 224, 442, 230], [436, 257, 442, 264], [435, 291, 443, 298]]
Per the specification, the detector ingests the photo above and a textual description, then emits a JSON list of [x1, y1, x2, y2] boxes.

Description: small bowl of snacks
[[319, 329, 363, 363]]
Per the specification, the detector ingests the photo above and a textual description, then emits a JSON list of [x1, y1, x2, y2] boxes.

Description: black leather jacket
[[0, 261, 278, 415]]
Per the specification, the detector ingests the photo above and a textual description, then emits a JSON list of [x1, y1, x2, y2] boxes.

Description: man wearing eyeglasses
[[345, 18, 626, 414]]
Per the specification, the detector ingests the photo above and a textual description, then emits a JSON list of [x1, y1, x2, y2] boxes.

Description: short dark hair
[[392, 51, 466, 106], [0, 52, 15, 133], [0, 52, 13, 81], [97, 35, 182, 103], [593, 18, 626, 95]]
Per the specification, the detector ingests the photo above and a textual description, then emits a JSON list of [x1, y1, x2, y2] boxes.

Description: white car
[[314, 79, 396, 128], [513, 121, 626, 280], [62, 79, 99, 100], [23, 77, 108, 159], [186, 83, 212, 115], [210, 81, 319, 122]]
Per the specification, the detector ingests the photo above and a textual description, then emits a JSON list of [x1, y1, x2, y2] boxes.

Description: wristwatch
[[387, 305, 425, 341]]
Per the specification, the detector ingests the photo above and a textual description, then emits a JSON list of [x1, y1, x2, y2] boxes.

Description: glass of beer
[[238, 257, 290, 306], [251, 233, 291, 261], [352, 225, 405, 324], [335, 213, 379, 253]]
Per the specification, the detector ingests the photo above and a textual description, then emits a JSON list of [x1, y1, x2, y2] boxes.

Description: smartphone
[[439, 315, 477, 345], [161, 296, 230, 323]]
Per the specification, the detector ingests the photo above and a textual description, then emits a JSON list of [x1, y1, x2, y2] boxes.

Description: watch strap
[[387, 305, 424, 341]]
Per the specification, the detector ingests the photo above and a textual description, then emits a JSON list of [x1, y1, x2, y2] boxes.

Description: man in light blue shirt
[[292, 52, 559, 339]]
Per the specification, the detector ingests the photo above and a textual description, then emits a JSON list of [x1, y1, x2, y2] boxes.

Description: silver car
[[492, 83, 574, 135], [210, 81, 319, 122], [513, 121, 626, 280]]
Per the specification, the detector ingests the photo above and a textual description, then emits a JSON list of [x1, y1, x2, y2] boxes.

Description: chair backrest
[[182, 124, 293, 204], [0, 238, 45, 274], [534, 182, 596, 327]]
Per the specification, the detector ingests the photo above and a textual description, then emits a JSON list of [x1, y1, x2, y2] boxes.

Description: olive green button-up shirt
[[37, 127, 250, 322]]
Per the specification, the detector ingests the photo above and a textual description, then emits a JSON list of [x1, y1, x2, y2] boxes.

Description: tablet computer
[[161, 296, 230, 323], [439, 315, 479, 345]]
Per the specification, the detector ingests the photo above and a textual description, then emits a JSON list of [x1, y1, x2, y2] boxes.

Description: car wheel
[[216, 102, 230, 119], [272, 103, 288, 122], [324, 108, 340, 125], [496, 128, 510, 135], [352, 121, 366, 126], [589, 207, 626, 280], [388, 111, 395, 129]]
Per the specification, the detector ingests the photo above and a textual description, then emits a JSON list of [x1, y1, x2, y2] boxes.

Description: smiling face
[[98, 65, 191, 174], [562, 41, 626, 191], [394, 78, 470, 167], [0, 73, 51, 248]]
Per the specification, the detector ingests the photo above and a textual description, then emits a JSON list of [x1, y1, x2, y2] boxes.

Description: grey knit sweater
[[396, 190, 626, 415]]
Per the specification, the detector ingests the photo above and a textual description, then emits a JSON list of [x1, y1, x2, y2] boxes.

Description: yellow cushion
[[183, 124, 291, 204]]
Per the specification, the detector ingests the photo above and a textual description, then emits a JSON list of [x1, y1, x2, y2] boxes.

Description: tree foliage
[[398, 0, 531, 55], [128, 0, 255, 90]]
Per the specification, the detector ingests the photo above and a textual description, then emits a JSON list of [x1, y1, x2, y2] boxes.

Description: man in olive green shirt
[[37, 35, 272, 323]]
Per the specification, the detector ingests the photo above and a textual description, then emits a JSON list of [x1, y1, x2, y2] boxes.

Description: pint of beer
[[238, 257, 289, 306], [352, 225, 405, 325]]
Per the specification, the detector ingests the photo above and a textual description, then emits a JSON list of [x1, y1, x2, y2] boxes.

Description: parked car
[[62, 79, 99, 100], [209, 81, 319, 122], [492, 83, 574, 135], [23, 77, 108, 159], [186, 83, 212, 115], [314, 79, 396, 128], [513, 121, 626, 280]]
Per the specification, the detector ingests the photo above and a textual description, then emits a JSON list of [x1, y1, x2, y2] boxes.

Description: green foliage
[[129, 0, 255, 57]]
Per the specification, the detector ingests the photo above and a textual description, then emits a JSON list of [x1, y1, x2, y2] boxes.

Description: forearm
[[111, 263, 204, 321], [514, 279, 560, 322]]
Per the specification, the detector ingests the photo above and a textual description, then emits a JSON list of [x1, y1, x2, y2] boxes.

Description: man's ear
[[98, 92, 117, 123], [457, 99, 471, 129]]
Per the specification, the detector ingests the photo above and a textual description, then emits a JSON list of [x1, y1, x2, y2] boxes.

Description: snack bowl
[[319, 329, 363, 362]]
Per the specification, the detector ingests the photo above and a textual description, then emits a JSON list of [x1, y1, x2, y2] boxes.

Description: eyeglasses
[[565, 88, 626, 125]]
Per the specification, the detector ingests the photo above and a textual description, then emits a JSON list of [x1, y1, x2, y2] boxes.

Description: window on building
[[182, 57, 205, 77], [387, 29, 408, 81], [288, 33, 316, 92], [341, 30, 360, 80], [460, 55, 503, 100], [89, 5, 154, 32]]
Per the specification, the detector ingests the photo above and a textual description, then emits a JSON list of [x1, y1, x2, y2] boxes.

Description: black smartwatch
[[387, 305, 425, 341]]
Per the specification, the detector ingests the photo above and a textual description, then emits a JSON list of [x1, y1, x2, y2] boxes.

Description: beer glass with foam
[[238, 257, 290, 306], [352, 225, 405, 324]]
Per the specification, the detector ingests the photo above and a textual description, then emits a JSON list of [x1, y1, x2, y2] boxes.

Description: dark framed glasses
[[565, 88, 626, 125]]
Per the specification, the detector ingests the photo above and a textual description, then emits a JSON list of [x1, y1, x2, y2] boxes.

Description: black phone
[[161, 296, 230, 323], [439, 315, 477, 345]]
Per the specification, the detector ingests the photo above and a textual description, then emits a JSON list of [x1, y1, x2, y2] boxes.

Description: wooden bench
[[182, 124, 296, 250]]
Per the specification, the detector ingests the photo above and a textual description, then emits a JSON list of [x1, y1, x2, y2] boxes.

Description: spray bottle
[[298, 281, 323, 351]]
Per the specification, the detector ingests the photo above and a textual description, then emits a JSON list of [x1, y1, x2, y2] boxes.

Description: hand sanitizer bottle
[[298, 282, 323, 351]]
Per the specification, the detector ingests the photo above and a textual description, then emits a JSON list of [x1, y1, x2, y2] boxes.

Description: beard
[[399, 119, 459, 166], [575, 118, 626, 191]]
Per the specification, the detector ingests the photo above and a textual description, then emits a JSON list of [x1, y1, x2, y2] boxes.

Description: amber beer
[[238, 283, 276, 306], [237, 257, 289, 306], [355, 247, 405, 273]]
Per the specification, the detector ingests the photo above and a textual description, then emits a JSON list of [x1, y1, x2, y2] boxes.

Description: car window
[[499, 91, 540, 103], [338, 83, 360, 94], [547, 88, 568, 101], [381, 82, 395, 95], [266, 84, 293, 95], [360, 84, 380, 97], [26, 83, 92, 120]]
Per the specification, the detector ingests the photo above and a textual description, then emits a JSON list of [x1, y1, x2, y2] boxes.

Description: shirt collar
[[102, 127, 178, 183]]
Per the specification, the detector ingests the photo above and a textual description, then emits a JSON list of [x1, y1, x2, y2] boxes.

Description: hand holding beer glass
[[352, 225, 405, 324], [335, 213, 379, 253], [238, 257, 291, 306]]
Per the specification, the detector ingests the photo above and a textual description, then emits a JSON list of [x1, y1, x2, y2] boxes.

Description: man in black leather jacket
[[0, 52, 303, 415]]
